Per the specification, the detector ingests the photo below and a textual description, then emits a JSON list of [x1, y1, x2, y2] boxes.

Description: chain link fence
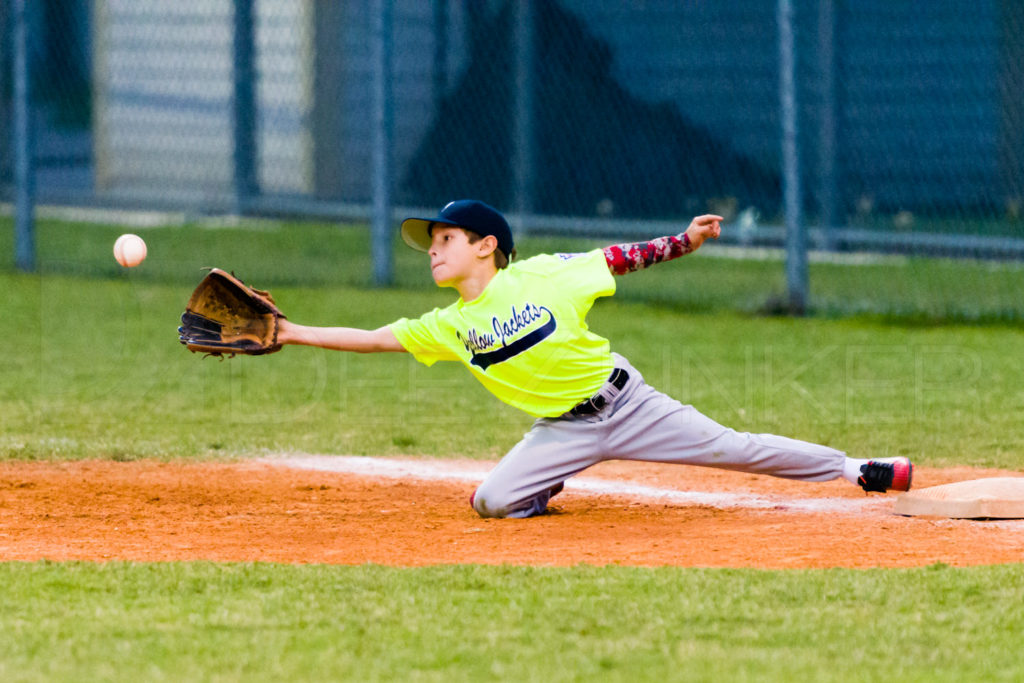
[[3, 0, 1024, 317]]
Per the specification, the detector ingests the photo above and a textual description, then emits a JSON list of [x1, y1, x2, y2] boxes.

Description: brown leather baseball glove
[[178, 268, 286, 358]]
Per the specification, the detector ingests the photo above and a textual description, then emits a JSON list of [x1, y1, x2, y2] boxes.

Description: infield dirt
[[1, 459, 1022, 568]]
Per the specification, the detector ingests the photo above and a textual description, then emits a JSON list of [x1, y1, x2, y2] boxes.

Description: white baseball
[[113, 234, 147, 268]]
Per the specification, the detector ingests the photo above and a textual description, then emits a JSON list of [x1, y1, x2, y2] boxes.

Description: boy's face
[[428, 226, 487, 287]]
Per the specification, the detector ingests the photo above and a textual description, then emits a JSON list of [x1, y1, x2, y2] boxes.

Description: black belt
[[569, 368, 629, 416]]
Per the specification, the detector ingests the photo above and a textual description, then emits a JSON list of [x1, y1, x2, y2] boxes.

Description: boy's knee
[[470, 485, 510, 518], [471, 481, 555, 519]]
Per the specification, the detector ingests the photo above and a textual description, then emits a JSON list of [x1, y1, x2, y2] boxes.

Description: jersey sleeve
[[389, 308, 461, 366], [548, 249, 616, 312]]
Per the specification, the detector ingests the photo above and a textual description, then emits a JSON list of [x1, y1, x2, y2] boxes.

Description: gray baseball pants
[[471, 353, 846, 518]]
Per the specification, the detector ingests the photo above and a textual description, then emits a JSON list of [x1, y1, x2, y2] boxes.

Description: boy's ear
[[476, 234, 499, 258]]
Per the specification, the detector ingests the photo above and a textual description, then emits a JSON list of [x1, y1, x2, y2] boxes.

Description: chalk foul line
[[264, 455, 888, 515]]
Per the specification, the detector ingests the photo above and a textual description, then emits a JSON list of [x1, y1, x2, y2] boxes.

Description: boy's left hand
[[685, 214, 724, 250]]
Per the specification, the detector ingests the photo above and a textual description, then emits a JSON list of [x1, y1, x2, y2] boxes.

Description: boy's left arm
[[603, 214, 723, 275]]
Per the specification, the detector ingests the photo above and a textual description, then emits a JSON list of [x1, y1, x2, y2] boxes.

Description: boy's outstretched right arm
[[278, 319, 406, 353]]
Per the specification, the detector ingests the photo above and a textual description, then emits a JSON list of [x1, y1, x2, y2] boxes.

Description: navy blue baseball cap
[[401, 199, 515, 260]]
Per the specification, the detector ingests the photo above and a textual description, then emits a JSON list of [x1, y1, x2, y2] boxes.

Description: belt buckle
[[569, 368, 627, 417], [571, 393, 606, 417]]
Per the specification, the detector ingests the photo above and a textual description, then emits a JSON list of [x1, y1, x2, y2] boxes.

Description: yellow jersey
[[389, 249, 616, 417]]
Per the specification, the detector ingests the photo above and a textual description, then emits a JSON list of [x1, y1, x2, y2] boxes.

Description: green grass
[[1, 562, 1023, 682], [2, 217, 1023, 466], [3, 269, 1024, 466]]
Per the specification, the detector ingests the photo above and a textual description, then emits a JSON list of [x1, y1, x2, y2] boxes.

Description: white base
[[894, 477, 1024, 519]]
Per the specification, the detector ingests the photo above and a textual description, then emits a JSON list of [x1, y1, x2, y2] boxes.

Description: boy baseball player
[[278, 199, 913, 518]]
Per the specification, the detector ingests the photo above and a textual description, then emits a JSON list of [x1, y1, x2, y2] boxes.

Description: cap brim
[[400, 216, 458, 252]]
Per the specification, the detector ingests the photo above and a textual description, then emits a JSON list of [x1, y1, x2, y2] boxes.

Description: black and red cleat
[[858, 457, 913, 493]]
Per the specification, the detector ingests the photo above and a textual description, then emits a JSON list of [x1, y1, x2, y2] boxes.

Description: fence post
[[0, 1, 8, 192], [232, 0, 257, 215], [13, 0, 35, 272], [778, 0, 807, 313], [513, 0, 535, 233], [370, 0, 394, 286], [432, 0, 448, 109], [817, 0, 838, 251], [999, 0, 1024, 210]]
